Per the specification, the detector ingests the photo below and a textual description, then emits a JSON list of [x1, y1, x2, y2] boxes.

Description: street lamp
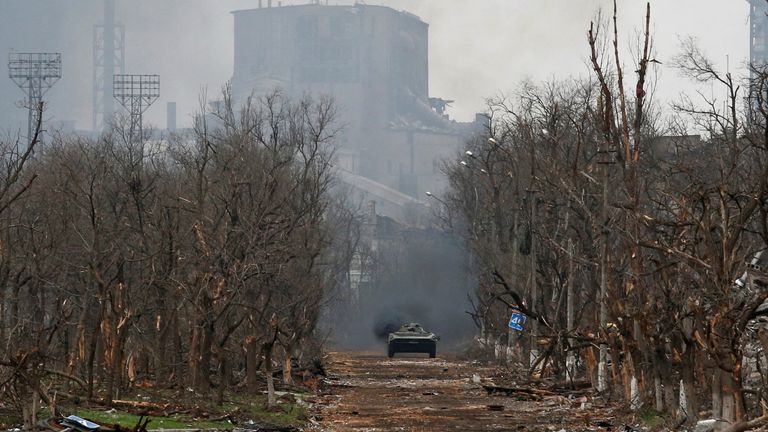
[[461, 154, 488, 174], [426, 190, 450, 208], [489, 133, 541, 370], [425, 191, 452, 229], [487, 136, 517, 163], [425, 190, 442, 201]]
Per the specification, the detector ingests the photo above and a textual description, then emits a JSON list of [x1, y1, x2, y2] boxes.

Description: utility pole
[[8, 52, 62, 145], [527, 125, 539, 372], [566, 239, 576, 381], [528, 187, 538, 370]]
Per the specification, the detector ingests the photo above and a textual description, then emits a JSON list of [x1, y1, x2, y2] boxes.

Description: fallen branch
[[481, 384, 556, 400], [206, 413, 235, 423], [44, 368, 88, 390], [112, 399, 173, 410], [722, 415, 768, 432], [56, 394, 176, 413]]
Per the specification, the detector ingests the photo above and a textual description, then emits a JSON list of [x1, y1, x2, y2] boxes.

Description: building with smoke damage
[[231, 2, 481, 214]]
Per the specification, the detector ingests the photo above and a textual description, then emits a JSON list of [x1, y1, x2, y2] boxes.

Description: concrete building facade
[[231, 3, 478, 209]]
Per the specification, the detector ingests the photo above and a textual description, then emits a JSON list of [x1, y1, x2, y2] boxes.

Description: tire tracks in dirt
[[308, 351, 619, 431]]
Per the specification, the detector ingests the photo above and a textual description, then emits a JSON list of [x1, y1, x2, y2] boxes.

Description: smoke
[[384, 0, 749, 123], [328, 224, 476, 351], [372, 310, 406, 341], [0, 0, 749, 134], [0, 0, 236, 133]]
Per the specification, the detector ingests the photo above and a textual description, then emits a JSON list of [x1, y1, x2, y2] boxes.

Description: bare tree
[[0, 87, 345, 423]]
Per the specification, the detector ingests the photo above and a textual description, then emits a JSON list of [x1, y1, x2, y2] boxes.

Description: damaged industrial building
[[228, 2, 481, 348], [231, 2, 483, 219]]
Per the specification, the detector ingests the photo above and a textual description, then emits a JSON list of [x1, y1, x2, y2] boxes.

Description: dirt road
[[309, 351, 624, 432]]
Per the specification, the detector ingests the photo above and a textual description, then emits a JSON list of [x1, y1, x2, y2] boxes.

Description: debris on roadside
[[694, 419, 717, 432], [482, 383, 557, 400], [41, 414, 151, 432], [308, 352, 634, 432], [235, 422, 300, 432]]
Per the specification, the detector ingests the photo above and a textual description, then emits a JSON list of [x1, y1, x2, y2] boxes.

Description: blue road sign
[[508, 312, 528, 331]]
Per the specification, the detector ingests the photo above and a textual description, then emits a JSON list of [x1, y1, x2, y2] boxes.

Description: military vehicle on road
[[387, 323, 438, 358]]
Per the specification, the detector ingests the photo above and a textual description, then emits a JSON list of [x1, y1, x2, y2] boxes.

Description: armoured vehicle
[[387, 323, 438, 358]]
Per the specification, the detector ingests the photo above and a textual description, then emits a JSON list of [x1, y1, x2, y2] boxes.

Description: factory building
[[231, 2, 479, 209]]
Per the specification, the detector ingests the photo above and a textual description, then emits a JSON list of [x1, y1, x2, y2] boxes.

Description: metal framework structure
[[746, 0, 768, 121], [113, 74, 159, 142], [750, 0, 768, 68], [93, 0, 125, 131], [749, 0, 768, 73], [8, 52, 62, 144]]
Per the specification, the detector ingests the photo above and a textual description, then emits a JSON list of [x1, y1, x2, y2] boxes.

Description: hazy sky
[[0, 1, 752, 132]]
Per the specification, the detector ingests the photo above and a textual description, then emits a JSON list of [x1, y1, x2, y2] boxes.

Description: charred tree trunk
[[9, 282, 21, 336], [103, 278, 131, 405], [217, 356, 227, 406], [655, 346, 677, 416], [189, 311, 204, 390], [75, 303, 88, 374], [86, 300, 103, 400], [283, 336, 296, 386], [106, 336, 127, 403], [681, 345, 698, 421], [154, 288, 170, 386], [730, 354, 746, 423], [172, 313, 184, 384], [713, 368, 723, 425], [263, 343, 276, 408], [199, 319, 214, 391], [0, 263, 8, 346], [189, 290, 213, 392], [263, 320, 279, 409], [721, 368, 737, 428], [245, 336, 260, 390], [21, 391, 39, 432]]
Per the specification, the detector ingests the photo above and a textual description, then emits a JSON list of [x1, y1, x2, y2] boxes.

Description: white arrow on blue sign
[[508, 312, 528, 331]]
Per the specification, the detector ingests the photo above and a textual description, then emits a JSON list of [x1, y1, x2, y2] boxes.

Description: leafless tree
[[0, 87, 346, 422]]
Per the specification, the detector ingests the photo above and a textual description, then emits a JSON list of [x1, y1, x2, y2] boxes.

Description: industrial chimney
[[167, 102, 177, 132]]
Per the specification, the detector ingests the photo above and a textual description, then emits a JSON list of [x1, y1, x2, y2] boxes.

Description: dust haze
[[0, 0, 753, 352], [0, 1, 749, 133], [332, 224, 477, 351]]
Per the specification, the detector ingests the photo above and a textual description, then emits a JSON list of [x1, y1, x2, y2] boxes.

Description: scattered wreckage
[[42, 414, 300, 432], [43, 415, 149, 432]]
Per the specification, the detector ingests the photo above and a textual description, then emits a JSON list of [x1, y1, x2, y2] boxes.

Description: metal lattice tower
[[750, 0, 768, 68], [93, 0, 125, 131], [8, 52, 62, 144], [113, 74, 159, 142]]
